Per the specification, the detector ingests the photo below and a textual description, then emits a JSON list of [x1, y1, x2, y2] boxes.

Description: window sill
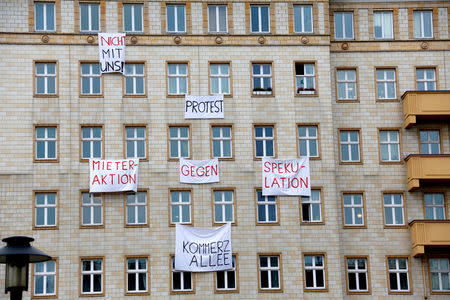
[[34, 94, 59, 98], [215, 288, 239, 294], [376, 98, 399, 102], [80, 225, 105, 229], [379, 161, 403, 165], [339, 161, 363, 165], [259, 288, 283, 293], [167, 94, 187, 98], [343, 225, 367, 229], [304, 287, 328, 292], [123, 94, 147, 98], [256, 222, 280, 226], [253, 91, 273, 95], [32, 226, 58, 230], [125, 291, 150, 296], [337, 99, 359, 103], [300, 221, 325, 225], [125, 224, 149, 228], [80, 94, 104, 98], [34, 159, 59, 163], [384, 224, 408, 229]]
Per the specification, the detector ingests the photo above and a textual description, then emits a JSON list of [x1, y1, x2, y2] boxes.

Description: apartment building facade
[[0, 0, 449, 299]]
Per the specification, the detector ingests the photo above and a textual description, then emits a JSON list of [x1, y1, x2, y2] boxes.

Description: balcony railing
[[405, 154, 450, 191], [409, 220, 450, 257], [402, 90, 450, 128]]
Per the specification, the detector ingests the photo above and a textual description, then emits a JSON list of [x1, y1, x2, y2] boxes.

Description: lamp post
[[0, 236, 51, 300]]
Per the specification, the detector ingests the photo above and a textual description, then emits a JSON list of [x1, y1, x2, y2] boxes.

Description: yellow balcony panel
[[402, 91, 450, 128], [405, 154, 450, 191], [409, 220, 450, 257]]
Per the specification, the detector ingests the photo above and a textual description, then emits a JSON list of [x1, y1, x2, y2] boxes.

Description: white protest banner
[[98, 33, 126, 74], [185, 95, 224, 119], [175, 223, 232, 272], [89, 159, 138, 193], [262, 157, 311, 196], [180, 158, 219, 184]]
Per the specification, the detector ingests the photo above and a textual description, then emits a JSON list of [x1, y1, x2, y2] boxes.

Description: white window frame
[[416, 68, 436, 91], [343, 193, 365, 227], [251, 5, 270, 33], [295, 63, 316, 94], [35, 62, 57, 95], [124, 63, 145, 95], [334, 12, 354, 39], [254, 126, 275, 158], [216, 256, 237, 291], [170, 191, 191, 225], [35, 126, 57, 160], [339, 130, 360, 163], [208, 5, 228, 33], [81, 193, 103, 227], [346, 257, 369, 293], [81, 126, 102, 159], [252, 63, 273, 94], [298, 125, 319, 158], [387, 258, 410, 292], [337, 69, 357, 100], [34, 2, 55, 32], [256, 191, 278, 224], [429, 258, 450, 293], [376, 69, 397, 100], [259, 255, 281, 290], [123, 3, 143, 33], [126, 192, 147, 226], [81, 259, 103, 295], [293, 5, 313, 33], [413, 10, 433, 39], [125, 126, 146, 159], [210, 63, 230, 95], [424, 193, 446, 220], [171, 257, 193, 292], [379, 130, 400, 162], [79, 2, 100, 32], [373, 11, 393, 39], [304, 254, 326, 290], [166, 4, 186, 33], [383, 193, 405, 226], [168, 63, 188, 95], [301, 189, 322, 223], [35, 192, 57, 228], [126, 257, 148, 293], [213, 190, 235, 224], [80, 63, 101, 95], [169, 126, 190, 159], [212, 126, 232, 159], [33, 260, 57, 296], [420, 129, 441, 154]]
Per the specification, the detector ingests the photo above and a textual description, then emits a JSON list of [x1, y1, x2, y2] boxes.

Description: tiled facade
[[0, 0, 449, 299]]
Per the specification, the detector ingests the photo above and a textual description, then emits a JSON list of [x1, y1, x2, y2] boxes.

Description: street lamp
[[0, 236, 51, 300]]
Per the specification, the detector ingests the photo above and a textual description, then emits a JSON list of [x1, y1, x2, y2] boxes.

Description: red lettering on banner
[[210, 164, 218, 176], [100, 35, 126, 46], [92, 175, 100, 185], [107, 162, 112, 170], [265, 177, 308, 189], [92, 160, 100, 170]]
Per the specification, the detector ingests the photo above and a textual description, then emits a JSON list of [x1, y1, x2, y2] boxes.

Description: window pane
[[177, 6, 185, 32], [135, 5, 143, 31], [35, 3, 44, 30], [251, 7, 259, 32], [124, 5, 132, 31], [91, 5, 99, 31], [46, 3, 54, 30], [80, 4, 89, 31]]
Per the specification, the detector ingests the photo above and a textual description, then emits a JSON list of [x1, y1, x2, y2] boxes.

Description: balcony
[[405, 154, 450, 191], [402, 91, 450, 128], [409, 220, 450, 257]]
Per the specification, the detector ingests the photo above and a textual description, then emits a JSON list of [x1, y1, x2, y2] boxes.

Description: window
[[251, 5, 270, 33], [346, 257, 369, 294], [33, 260, 57, 297], [168, 63, 188, 95], [342, 193, 365, 227], [376, 68, 397, 100], [254, 125, 275, 159], [252, 63, 273, 95], [80, 3, 100, 32], [124, 63, 145, 96], [125, 126, 147, 159], [416, 68, 436, 91], [170, 190, 191, 225], [424, 193, 446, 220], [80, 258, 103, 295], [383, 193, 405, 227], [258, 254, 282, 291], [123, 4, 143, 33], [35, 62, 57, 96], [126, 191, 148, 226], [429, 258, 450, 293], [256, 190, 278, 224], [211, 126, 233, 159], [35, 126, 58, 161], [298, 125, 319, 158], [213, 190, 235, 224], [379, 130, 400, 163], [167, 4, 186, 33], [208, 5, 227, 33], [34, 192, 57, 228], [81, 192, 103, 227], [81, 126, 103, 160], [374, 11, 393, 39], [303, 254, 327, 290], [80, 63, 101, 96], [126, 257, 149, 294], [171, 256, 194, 293], [414, 11, 433, 38], [339, 130, 361, 163], [295, 62, 316, 95], [334, 12, 353, 39], [300, 189, 323, 224], [210, 63, 231, 95], [387, 257, 411, 293], [169, 126, 190, 159], [35, 2, 55, 31], [336, 69, 357, 100], [293, 5, 313, 33], [420, 129, 441, 154], [215, 255, 238, 292]]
